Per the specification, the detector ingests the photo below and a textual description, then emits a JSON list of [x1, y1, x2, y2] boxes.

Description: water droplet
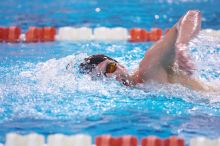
[[95, 8, 101, 13]]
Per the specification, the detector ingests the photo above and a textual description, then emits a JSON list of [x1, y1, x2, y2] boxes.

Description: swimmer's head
[[79, 54, 131, 85], [79, 54, 118, 74]]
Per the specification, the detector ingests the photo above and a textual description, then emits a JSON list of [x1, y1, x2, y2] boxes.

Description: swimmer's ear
[[66, 61, 74, 71], [66, 63, 70, 70]]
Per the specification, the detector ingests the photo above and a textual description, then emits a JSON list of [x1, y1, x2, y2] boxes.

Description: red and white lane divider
[[3, 133, 220, 146], [190, 137, 220, 146], [0, 27, 21, 43], [0, 26, 169, 43], [25, 27, 56, 42], [57, 27, 93, 41], [96, 135, 185, 146]]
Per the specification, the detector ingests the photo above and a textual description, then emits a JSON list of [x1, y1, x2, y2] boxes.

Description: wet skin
[[94, 10, 215, 91]]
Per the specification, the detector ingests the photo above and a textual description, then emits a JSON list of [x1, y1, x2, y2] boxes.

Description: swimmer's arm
[[136, 24, 178, 81], [169, 72, 215, 92], [137, 10, 201, 81], [174, 10, 201, 75], [175, 10, 201, 47]]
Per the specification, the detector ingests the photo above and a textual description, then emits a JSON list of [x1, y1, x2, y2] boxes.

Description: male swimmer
[[78, 10, 215, 92]]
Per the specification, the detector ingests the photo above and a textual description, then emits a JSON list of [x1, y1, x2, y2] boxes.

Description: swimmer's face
[[94, 59, 130, 85]]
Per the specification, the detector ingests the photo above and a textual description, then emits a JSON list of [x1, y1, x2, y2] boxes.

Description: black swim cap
[[79, 54, 118, 74]]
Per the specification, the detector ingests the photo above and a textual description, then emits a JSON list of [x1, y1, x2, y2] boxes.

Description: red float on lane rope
[[96, 135, 112, 146], [129, 28, 142, 42], [43, 27, 56, 41], [110, 137, 122, 146], [25, 27, 44, 42], [120, 135, 137, 146], [142, 136, 163, 146], [26, 27, 39, 42], [96, 135, 137, 146], [141, 29, 150, 42], [164, 136, 185, 146], [149, 28, 162, 41], [8, 26, 21, 42], [37, 28, 44, 42], [0, 27, 9, 42], [129, 28, 150, 42]]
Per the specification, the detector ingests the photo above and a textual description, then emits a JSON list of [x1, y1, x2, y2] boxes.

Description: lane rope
[[4, 133, 220, 146], [0, 26, 169, 43]]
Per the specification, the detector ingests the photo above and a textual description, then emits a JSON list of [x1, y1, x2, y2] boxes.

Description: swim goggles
[[104, 62, 117, 76]]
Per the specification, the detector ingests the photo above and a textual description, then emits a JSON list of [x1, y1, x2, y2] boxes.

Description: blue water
[[0, 0, 220, 145]]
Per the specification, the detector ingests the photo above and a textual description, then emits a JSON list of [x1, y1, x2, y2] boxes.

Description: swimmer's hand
[[174, 10, 201, 76], [176, 44, 195, 76]]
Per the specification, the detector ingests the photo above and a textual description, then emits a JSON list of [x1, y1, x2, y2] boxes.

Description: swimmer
[[78, 10, 215, 92]]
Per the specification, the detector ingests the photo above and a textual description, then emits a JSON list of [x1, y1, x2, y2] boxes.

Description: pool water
[[0, 0, 220, 145]]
